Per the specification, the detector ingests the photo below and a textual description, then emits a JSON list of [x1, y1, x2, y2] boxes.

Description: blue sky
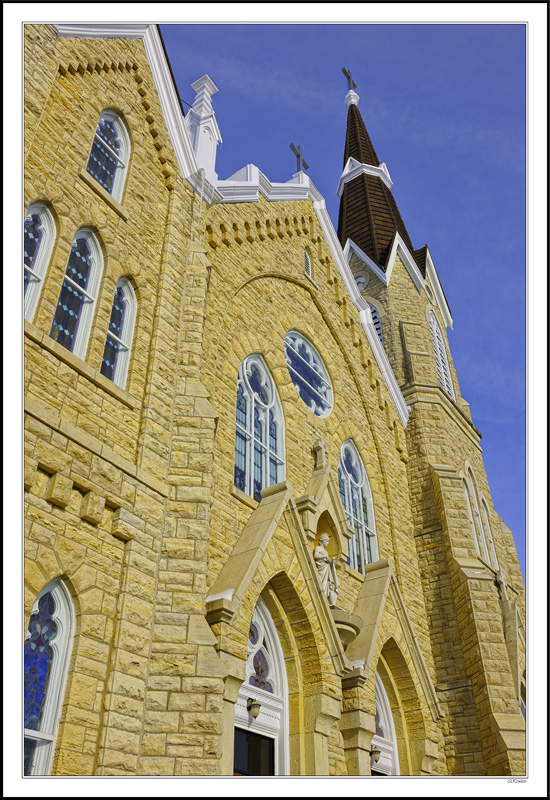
[[161, 22, 526, 576]]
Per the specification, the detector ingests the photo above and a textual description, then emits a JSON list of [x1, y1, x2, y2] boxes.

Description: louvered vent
[[429, 310, 455, 398], [304, 249, 312, 278], [368, 303, 383, 345]]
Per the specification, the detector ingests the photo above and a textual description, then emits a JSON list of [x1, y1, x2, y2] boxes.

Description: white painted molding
[[345, 89, 360, 107], [50, 24, 199, 188], [424, 245, 453, 329], [184, 74, 222, 186], [337, 156, 393, 195]]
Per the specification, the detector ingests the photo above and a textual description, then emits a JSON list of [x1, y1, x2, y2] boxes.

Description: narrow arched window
[[86, 110, 130, 201], [234, 355, 285, 502], [304, 248, 312, 279], [368, 303, 383, 345], [50, 229, 102, 358], [338, 439, 378, 573], [24, 203, 55, 322], [371, 673, 400, 775], [462, 478, 481, 558], [481, 499, 499, 569], [100, 277, 136, 388], [428, 310, 455, 398], [24, 580, 73, 776], [467, 469, 491, 565]]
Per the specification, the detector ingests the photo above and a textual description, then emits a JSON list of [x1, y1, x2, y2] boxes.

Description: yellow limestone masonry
[[23, 24, 525, 777]]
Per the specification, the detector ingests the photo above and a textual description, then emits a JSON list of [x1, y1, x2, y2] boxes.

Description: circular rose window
[[284, 331, 333, 417]]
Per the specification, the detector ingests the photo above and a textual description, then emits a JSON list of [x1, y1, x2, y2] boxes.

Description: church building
[[23, 23, 525, 777]]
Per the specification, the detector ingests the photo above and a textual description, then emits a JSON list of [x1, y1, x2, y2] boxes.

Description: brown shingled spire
[[337, 82, 425, 276]]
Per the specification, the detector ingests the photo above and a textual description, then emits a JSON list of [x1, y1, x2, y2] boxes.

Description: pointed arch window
[[462, 478, 481, 558], [338, 439, 378, 574], [234, 598, 289, 775], [304, 248, 312, 279], [86, 110, 130, 201], [429, 310, 455, 399], [234, 355, 285, 502], [49, 229, 102, 358], [24, 204, 55, 322], [368, 303, 383, 345], [284, 331, 333, 417], [481, 499, 499, 570], [371, 673, 400, 775], [24, 580, 74, 775], [100, 277, 136, 388]]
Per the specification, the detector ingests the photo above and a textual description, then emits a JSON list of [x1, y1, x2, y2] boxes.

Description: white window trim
[[51, 229, 103, 360], [24, 204, 56, 322], [87, 110, 130, 202], [371, 672, 400, 775], [234, 597, 289, 776], [284, 330, 333, 418], [481, 498, 499, 570], [429, 310, 455, 399], [368, 303, 383, 345], [24, 580, 74, 776], [338, 439, 379, 574], [304, 248, 312, 279], [235, 355, 285, 501], [463, 478, 481, 558], [468, 470, 491, 565], [103, 277, 137, 389]]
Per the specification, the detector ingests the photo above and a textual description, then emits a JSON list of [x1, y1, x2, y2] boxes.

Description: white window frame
[[467, 469, 491, 565], [481, 498, 499, 570], [50, 229, 103, 359], [338, 439, 379, 574], [371, 672, 400, 775], [284, 330, 333, 418], [368, 303, 383, 345], [101, 277, 137, 389], [24, 580, 74, 776], [234, 597, 289, 776], [428, 310, 455, 399], [24, 203, 56, 322], [86, 110, 130, 202], [304, 248, 312, 279], [463, 478, 481, 558], [234, 354, 285, 501]]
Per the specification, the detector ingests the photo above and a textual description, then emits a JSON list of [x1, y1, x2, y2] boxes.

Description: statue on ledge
[[314, 533, 339, 607]]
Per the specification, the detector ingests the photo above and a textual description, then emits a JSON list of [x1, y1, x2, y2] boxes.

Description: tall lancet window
[[24, 204, 55, 322], [234, 598, 289, 776], [86, 110, 130, 201], [24, 580, 73, 775], [100, 277, 136, 388], [338, 439, 378, 574], [368, 303, 383, 345], [481, 500, 499, 570], [371, 673, 400, 775], [234, 355, 285, 502], [428, 310, 455, 399], [50, 230, 102, 358]]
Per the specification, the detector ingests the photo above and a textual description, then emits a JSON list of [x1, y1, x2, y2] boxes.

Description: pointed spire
[[337, 74, 424, 275]]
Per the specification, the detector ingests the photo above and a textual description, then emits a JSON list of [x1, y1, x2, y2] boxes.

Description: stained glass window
[[234, 355, 285, 502], [284, 331, 332, 417], [100, 278, 136, 388], [338, 439, 378, 574], [24, 204, 55, 322], [49, 230, 102, 359], [24, 581, 73, 776], [245, 603, 280, 695], [86, 111, 129, 200]]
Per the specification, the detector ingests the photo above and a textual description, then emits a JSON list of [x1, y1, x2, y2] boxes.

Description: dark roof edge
[[156, 24, 186, 117]]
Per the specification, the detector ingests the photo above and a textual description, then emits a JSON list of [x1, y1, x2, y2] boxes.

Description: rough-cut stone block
[[80, 490, 106, 524], [46, 472, 73, 508]]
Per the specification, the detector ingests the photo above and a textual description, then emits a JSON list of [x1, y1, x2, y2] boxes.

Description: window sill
[[344, 563, 365, 582], [78, 168, 129, 221], [230, 484, 258, 510], [25, 320, 137, 409]]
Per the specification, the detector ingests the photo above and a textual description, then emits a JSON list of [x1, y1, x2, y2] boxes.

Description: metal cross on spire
[[290, 143, 309, 173], [342, 67, 358, 91]]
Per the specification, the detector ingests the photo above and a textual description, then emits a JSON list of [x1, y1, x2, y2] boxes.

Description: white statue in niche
[[314, 533, 339, 607]]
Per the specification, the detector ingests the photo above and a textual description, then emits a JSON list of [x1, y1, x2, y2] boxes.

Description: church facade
[[23, 23, 525, 777]]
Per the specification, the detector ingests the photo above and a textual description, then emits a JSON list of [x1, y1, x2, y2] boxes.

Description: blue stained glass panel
[[24, 592, 58, 732], [249, 650, 273, 693], [236, 383, 247, 428], [101, 286, 128, 381], [247, 362, 271, 405], [284, 335, 331, 416], [24, 214, 43, 293], [248, 623, 259, 646], [86, 119, 121, 194], [344, 448, 361, 484], [50, 238, 92, 352], [100, 335, 124, 381], [269, 412, 277, 454], [234, 429, 247, 492], [24, 737, 39, 776], [108, 286, 126, 338]]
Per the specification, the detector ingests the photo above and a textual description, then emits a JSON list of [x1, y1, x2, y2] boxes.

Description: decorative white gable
[[184, 74, 222, 186]]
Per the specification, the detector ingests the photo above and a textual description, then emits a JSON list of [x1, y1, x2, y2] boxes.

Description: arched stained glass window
[[462, 478, 481, 558], [24, 204, 55, 322], [234, 355, 285, 502], [467, 469, 490, 564], [24, 580, 73, 775], [100, 277, 136, 388], [50, 230, 102, 358], [338, 439, 378, 574], [371, 673, 400, 775], [284, 331, 333, 417], [368, 303, 383, 345], [86, 110, 129, 201], [428, 310, 455, 399]]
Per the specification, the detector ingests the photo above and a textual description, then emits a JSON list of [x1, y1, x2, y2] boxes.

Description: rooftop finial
[[290, 143, 309, 173], [342, 67, 360, 107]]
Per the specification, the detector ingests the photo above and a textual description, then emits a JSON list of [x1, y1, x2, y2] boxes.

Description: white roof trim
[[425, 246, 453, 329], [50, 24, 201, 194], [337, 156, 393, 196]]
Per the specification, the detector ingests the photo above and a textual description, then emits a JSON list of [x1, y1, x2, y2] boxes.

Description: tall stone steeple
[[337, 77, 426, 275]]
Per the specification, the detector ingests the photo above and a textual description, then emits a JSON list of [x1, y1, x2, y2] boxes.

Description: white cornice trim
[[337, 156, 393, 196], [50, 23, 200, 191], [425, 246, 453, 329]]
